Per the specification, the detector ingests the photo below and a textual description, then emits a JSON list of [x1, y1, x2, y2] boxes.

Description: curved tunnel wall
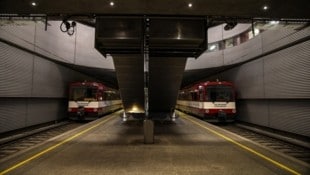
[[0, 37, 97, 134], [0, 20, 114, 69], [186, 24, 310, 70], [0, 42, 97, 133], [0, 20, 116, 133], [1, 20, 309, 136], [202, 27, 310, 137]]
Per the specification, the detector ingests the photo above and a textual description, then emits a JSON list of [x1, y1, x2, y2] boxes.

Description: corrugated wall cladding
[[1, 20, 113, 69], [27, 99, 67, 126], [0, 99, 27, 133], [32, 57, 69, 97], [268, 100, 310, 137], [186, 26, 309, 71], [264, 40, 310, 98], [0, 98, 67, 133], [223, 36, 262, 65], [262, 26, 310, 53], [185, 51, 224, 70], [32, 57, 94, 97], [0, 42, 33, 97], [210, 38, 310, 136], [221, 59, 265, 99], [0, 21, 35, 51], [237, 100, 269, 126], [0, 40, 97, 133]]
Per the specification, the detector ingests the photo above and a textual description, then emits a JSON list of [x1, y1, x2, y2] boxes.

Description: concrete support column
[[143, 119, 154, 144]]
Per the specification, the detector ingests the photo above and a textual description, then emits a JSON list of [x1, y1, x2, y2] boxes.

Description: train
[[68, 81, 122, 120], [176, 80, 236, 122]]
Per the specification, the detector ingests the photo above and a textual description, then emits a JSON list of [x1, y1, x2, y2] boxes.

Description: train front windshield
[[69, 87, 97, 101], [206, 85, 234, 102]]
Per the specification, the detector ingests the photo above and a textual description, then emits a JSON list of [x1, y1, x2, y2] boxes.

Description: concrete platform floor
[[0, 111, 309, 175]]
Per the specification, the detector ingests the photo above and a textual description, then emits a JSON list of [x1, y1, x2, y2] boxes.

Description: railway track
[[0, 121, 85, 160], [217, 123, 310, 165]]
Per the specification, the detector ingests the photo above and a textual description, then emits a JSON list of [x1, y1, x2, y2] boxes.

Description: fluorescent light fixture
[[263, 5, 268, 10], [209, 45, 216, 51], [269, 20, 279, 25], [254, 28, 260, 35]]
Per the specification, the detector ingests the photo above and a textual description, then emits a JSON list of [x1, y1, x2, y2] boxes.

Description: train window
[[225, 38, 234, 48], [104, 90, 118, 100], [206, 86, 234, 102], [190, 91, 198, 101], [199, 88, 204, 101], [70, 87, 97, 101], [104, 92, 111, 100]]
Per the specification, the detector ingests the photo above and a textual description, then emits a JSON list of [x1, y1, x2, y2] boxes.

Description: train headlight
[[232, 109, 236, 113], [68, 108, 72, 112], [205, 109, 209, 113], [93, 108, 98, 112]]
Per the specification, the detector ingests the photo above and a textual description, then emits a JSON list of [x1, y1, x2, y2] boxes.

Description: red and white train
[[176, 80, 236, 122], [68, 81, 122, 120]]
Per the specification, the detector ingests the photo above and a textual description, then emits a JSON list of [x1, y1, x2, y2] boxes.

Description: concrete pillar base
[[143, 119, 154, 144]]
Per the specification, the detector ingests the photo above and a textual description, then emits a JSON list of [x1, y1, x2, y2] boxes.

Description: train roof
[[182, 81, 234, 90], [201, 81, 234, 86], [70, 81, 108, 89]]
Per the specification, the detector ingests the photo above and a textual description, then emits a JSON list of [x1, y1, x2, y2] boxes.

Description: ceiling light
[[269, 20, 279, 25], [31, 2, 37, 6], [209, 45, 216, 51], [254, 28, 260, 35], [110, 2, 114, 6], [263, 5, 268, 10], [188, 3, 192, 8]]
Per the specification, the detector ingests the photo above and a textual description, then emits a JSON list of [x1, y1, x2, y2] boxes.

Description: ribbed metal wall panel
[[185, 51, 224, 70], [0, 21, 35, 50], [0, 42, 33, 97], [0, 40, 96, 133], [0, 99, 27, 133], [0, 21, 113, 69], [27, 99, 66, 126], [208, 38, 310, 136], [223, 35, 262, 65], [32, 57, 68, 97], [262, 26, 310, 53], [220, 59, 265, 99], [32, 56, 93, 97], [0, 98, 67, 133], [264, 40, 310, 98], [269, 100, 310, 137], [237, 100, 269, 126]]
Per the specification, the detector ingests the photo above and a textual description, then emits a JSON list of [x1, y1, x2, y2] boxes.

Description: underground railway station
[[0, 1, 310, 174]]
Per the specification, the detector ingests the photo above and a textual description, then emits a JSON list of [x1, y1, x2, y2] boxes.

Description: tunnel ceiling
[[0, 0, 309, 19]]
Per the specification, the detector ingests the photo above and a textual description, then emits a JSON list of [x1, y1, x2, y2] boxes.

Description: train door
[[198, 85, 204, 102]]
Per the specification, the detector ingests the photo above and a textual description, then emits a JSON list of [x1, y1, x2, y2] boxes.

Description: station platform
[[0, 111, 309, 175]]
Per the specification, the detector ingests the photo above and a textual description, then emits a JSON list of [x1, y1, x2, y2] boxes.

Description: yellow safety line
[[0, 116, 114, 175], [182, 115, 301, 175]]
